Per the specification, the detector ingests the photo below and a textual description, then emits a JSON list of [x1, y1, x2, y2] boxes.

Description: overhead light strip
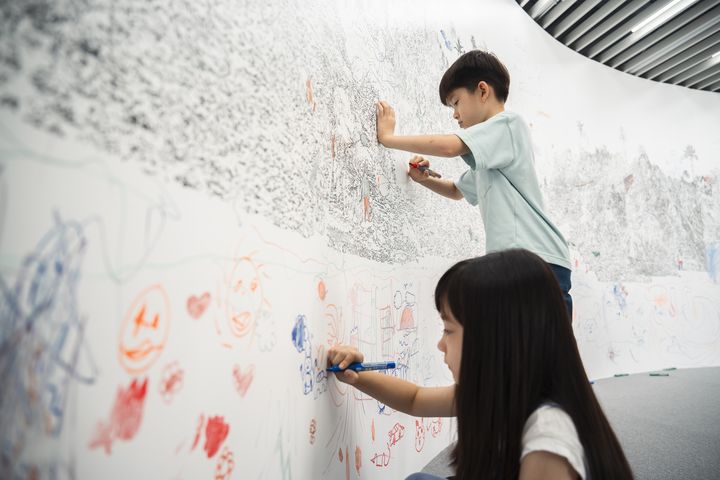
[[629, 0, 696, 33]]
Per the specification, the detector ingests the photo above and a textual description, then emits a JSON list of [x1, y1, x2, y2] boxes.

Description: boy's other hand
[[408, 155, 431, 183], [327, 345, 364, 385], [376, 100, 396, 146]]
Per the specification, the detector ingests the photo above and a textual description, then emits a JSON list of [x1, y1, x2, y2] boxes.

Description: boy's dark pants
[[549, 264, 573, 322]]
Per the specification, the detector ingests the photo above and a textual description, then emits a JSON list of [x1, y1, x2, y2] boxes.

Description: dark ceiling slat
[[637, 25, 720, 77], [668, 54, 720, 83], [540, 0, 578, 28], [694, 69, 720, 89], [570, 0, 651, 51], [603, 1, 718, 67], [585, 0, 677, 59], [682, 63, 720, 87], [519, 0, 720, 92], [529, 0, 559, 19], [550, 0, 604, 38], [650, 31, 720, 81], [563, 0, 627, 46], [706, 78, 720, 91], [621, 6, 720, 74]]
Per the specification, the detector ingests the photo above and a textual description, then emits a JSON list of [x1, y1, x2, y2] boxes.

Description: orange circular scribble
[[118, 285, 171, 374], [226, 257, 265, 339]]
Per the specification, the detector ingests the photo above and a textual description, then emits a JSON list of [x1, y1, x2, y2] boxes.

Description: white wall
[[0, 0, 718, 478]]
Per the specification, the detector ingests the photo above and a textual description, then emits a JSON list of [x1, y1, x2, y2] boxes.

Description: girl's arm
[[328, 345, 455, 417], [519, 452, 580, 480]]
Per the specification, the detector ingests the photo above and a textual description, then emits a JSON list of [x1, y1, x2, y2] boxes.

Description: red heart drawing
[[187, 292, 210, 319], [232, 364, 254, 397]]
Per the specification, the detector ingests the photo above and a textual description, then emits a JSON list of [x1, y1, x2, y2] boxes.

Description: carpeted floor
[[421, 367, 720, 479]]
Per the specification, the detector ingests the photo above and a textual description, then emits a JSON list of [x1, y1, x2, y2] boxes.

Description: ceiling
[[516, 0, 720, 93]]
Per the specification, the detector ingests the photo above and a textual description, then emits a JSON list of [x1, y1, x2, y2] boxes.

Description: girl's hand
[[408, 155, 431, 183], [327, 345, 364, 385], [376, 101, 396, 146]]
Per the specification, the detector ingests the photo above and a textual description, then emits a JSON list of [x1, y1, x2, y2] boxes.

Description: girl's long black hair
[[435, 249, 633, 479]]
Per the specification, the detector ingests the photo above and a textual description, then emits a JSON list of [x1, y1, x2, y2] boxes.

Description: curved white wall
[[0, 0, 718, 478]]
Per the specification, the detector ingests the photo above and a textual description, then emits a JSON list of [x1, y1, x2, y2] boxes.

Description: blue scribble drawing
[[0, 213, 98, 479], [290, 314, 326, 398], [612, 283, 628, 311], [291, 314, 314, 395], [440, 30, 453, 50], [291, 314, 307, 353], [707, 243, 719, 283]]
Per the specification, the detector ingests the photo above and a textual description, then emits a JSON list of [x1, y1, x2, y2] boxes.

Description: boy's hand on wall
[[327, 345, 364, 385], [376, 100, 396, 146], [408, 155, 431, 183]]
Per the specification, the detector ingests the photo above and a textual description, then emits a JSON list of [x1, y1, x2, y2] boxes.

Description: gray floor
[[422, 367, 720, 479]]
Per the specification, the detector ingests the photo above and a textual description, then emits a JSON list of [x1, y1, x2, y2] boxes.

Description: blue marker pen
[[326, 361, 396, 373]]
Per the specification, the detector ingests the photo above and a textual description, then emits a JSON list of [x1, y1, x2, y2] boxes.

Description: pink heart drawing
[[187, 292, 210, 319], [232, 364, 254, 397]]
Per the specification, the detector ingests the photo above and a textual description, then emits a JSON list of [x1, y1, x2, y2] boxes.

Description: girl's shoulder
[[521, 403, 587, 479]]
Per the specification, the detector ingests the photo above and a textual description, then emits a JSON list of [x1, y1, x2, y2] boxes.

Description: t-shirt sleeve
[[455, 116, 515, 170], [521, 406, 587, 479], [454, 169, 478, 206]]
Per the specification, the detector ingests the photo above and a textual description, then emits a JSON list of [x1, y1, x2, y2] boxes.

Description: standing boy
[[377, 50, 573, 319]]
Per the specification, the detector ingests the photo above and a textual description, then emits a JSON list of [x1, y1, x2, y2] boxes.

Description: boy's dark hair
[[438, 50, 510, 105], [435, 249, 634, 480]]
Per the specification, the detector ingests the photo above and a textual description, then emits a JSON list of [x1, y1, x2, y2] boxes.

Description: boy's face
[[445, 84, 495, 128]]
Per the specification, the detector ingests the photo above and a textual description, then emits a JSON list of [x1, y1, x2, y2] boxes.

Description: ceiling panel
[[517, 0, 720, 92]]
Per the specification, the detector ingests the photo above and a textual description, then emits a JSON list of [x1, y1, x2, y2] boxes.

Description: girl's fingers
[[341, 370, 359, 384]]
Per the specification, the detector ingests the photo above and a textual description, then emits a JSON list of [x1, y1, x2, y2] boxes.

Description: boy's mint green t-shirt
[[454, 111, 571, 269]]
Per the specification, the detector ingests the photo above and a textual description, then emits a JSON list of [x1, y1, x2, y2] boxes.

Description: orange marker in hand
[[409, 161, 441, 178]]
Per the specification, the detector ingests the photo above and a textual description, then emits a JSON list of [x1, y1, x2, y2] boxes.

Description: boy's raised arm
[[376, 101, 469, 158], [328, 345, 455, 417]]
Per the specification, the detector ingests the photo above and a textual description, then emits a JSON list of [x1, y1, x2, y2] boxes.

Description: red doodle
[[159, 361, 184, 403], [387, 422, 405, 448], [317, 280, 327, 301], [414, 419, 425, 452], [429, 417, 442, 437], [89, 377, 149, 454], [399, 306, 414, 330], [232, 364, 255, 397], [187, 292, 211, 319], [191, 415, 205, 451], [309, 419, 317, 445], [305, 78, 317, 112], [338, 447, 344, 463], [204, 416, 230, 458], [370, 446, 391, 468], [355, 446, 362, 474], [215, 446, 235, 480], [345, 447, 350, 480], [371, 419, 376, 441]]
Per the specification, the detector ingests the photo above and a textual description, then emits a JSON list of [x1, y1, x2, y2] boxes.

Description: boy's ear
[[476, 81, 490, 100]]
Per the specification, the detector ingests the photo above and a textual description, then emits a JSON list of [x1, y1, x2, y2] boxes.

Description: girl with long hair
[[328, 249, 633, 479]]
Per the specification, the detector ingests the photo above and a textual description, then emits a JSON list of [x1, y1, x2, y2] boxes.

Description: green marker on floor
[[649, 373, 669, 376], [614, 373, 629, 377]]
